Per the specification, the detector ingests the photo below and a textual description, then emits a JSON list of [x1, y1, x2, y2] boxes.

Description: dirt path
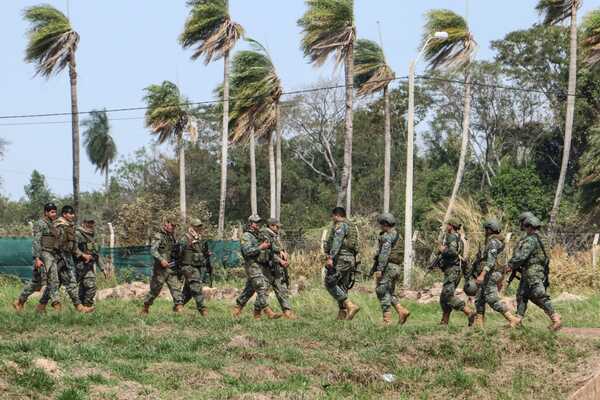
[[562, 328, 600, 337]]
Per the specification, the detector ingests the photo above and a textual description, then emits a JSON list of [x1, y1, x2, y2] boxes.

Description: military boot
[[253, 309, 262, 320], [344, 300, 360, 320], [75, 304, 89, 313], [140, 304, 150, 315], [199, 308, 208, 317], [232, 304, 243, 318], [549, 313, 562, 331], [36, 303, 47, 314], [474, 314, 485, 328], [52, 302, 63, 312], [463, 305, 476, 326], [263, 307, 282, 319], [382, 311, 393, 325], [12, 299, 25, 312], [336, 309, 347, 320], [282, 310, 297, 320], [502, 311, 521, 328], [394, 304, 411, 325], [440, 311, 451, 325], [174, 305, 184, 313]]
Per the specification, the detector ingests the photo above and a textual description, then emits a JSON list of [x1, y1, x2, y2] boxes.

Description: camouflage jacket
[[32, 217, 57, 258], [440, 232, 462, 267], [324, 219, 353, 258], [482, 234, 505, 273], [179, 229, 210, 267], [151, 229, 177, 264], [259, 227, 285, 264], [509, 234, 546, 268], [76, 226, 105, 272], [54, 217, 84, 258], [240, 228, 262, 263], [375, 228, 400, 272]]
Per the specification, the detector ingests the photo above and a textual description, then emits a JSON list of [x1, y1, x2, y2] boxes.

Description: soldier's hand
[[373, 271, 382, 281], [259, 241, 271, 250], [160, 259, 170, 268], [476, 273, 485, 285], [438, 245, 446, 253], [34, 257, 44, 269], [82, 254, 93, 263], [326, 257, 334, 268], [280, 260, 289, 268], [281, 251, 289, 261]]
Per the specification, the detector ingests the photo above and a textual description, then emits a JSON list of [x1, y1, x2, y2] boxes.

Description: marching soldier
[[141, 215, 184, 314], [180, 218, 211, 316], [13, 203, 59, 312], [373, 213, 410, 325], [75, 217, 107, 311]]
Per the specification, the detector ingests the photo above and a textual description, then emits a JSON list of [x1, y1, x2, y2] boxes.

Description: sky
[[0, 0, 599, 200]]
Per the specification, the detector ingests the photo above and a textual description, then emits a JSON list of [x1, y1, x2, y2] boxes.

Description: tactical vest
[[341, 221, 359, 254], [388, 231, 403, 264], [58, 223, 76, 252], [181, 243, 205, 266], [40, 220, 58, 251], [487, 234, 505, 272], [157, 232, 175, 259]]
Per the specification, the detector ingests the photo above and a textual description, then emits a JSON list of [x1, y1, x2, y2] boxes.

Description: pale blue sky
[[0, 0, 598, 200]]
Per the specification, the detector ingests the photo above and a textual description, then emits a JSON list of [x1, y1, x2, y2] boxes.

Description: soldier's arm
[[150, 233, 166, 263], [376, 235, 393, 272], [329, 223, 348, 258], [508, 238, 535, 266], [202, 240, 210, 258], [72, 230, 85, 258], [240, 233, 261, 258], [32, 221, 43, 259], [482, 239, 501, 273]]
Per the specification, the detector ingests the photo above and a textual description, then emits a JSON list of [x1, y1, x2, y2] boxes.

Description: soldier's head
[[523, 216, 542, 233], [446, 218, 461, 233], [483, 219, 501, 236], [331, 207, 346, 223], [161, 216, 176, 233], [44, 202, 57, 220], [248, 214, 262, 230], [377, 213, 396, 232], [189, 218, 204, 233], [82, 217, 96, 231], [518, 212, 535, 231], [267, 218, 281, 233], [61, 205, 75, 222]]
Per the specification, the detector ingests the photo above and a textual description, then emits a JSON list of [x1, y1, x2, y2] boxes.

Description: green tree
[[354, 39, 395, 213], [298, 0, 355, 213], [582, 8, 600, 66], [82, 110, 117, 195], [24, 170, 54, 220], [180, 0, 244, 237], [23, 4, 81, 212]]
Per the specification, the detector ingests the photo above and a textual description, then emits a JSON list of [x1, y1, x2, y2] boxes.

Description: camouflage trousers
[[181, 265, 207, 311], [324, 254, 355, 309], [263, 265, 292, 311], [40, 252, 81, 306], [75, 262, 98, 307], [440, 265, 466, 313], [143, 264, 184, 307], [236, 262, 269, 312], [19, 251, 57, 304], [516, 264, 555, 318], [375, 263, 402, 313], [475, 271, 507, 315]]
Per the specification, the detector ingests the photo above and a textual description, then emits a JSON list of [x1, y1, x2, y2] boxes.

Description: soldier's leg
[[528, 279, 556, 316], [143, 266, 168, 306], [485, 272, 508, 315], [165, 269, 184, 307], [81, 267, 97, 307], [324, 267, 347, 305], [516, 278, 529, 318], [181, 265, 205, 311], [250, 273, 269, 312], [474, 282, 487, 316], [58, 261, 82, 307], [272, 274, 292, 311], [236, 267, 256, 309], [40, 254, 61, 306], [440, 268, 464, 313], [17, 267, 43, 304], [375, 273, 393, 314]]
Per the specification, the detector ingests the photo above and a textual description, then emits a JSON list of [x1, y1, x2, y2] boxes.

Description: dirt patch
[[562, 328, 600, 337], [97, 282, 240, 301], [555, 292, 587, 303], [228, 335, 261, 349], [70, 365, 111, 379], [33, 358, 61, 378], [224, 364, 278, 381], [89, 380, 156, 400]]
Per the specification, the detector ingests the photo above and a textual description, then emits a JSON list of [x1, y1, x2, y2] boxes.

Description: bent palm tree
[[582, 8, 600, 67], [298, 0, 355, 213], [24, 4, 81, 212], [143, 81, 197, 222], [82, 110, 117, 195], [537, 0, 582, 228], [180, 0, 244, 237], [422, 9, 477, 232], [354, 39, 395, 213]]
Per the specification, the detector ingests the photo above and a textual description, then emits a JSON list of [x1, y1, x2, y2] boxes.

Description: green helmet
[[483, 218, 501, 233], [518, 211, 535, 224], [377, 213, 396, 226], [82, 216, 95, 224], [266, 218, 281, 226], [189, 218, 203, 227], [523, 216, 542, 229], [447, 218, 462, 230], [248, 214, 262, 224]]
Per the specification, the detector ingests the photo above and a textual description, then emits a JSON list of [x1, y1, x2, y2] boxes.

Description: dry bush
[[549, 246, 598, 292]]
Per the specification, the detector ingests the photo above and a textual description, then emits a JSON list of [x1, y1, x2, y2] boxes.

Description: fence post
[[28, 221, 34, 236], [593, 233, 599, 269], [505, 232, 512, 261], [107, 223, 115, 276], [321, 229, 327, 253], [412, 231, 419, 267]]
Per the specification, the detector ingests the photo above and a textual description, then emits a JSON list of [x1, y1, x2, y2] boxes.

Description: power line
[[0, 168, 102, 186]]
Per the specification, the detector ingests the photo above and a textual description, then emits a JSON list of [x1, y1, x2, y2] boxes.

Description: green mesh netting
[[0, 237, 242, 280]]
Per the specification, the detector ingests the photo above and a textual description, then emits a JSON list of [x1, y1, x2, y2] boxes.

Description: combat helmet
[[463, 279, 479, 297], [248, 214, 262, 224], [523, 216, 542, 229], [447, 218, 462, 230], [483, 218, 502, 233], [189, 218, 203, 227], [266, 218, 281, 226], [518, 211, 535, 224], [377, 213, 396, 226]]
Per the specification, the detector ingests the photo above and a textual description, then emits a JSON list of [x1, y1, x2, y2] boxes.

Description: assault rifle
[[206, 255, 214, 288]]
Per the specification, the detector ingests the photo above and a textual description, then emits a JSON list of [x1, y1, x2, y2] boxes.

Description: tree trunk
[[104, 167, 109, 209], [268, 134, 277, 219], [250, 130, 258, 216], [218, 50, 230, 238], [404, 60, 416, 289], [549, 6, 578, 230], [275, 104, 282, 220], [178, 134, 187, 223], [68, 53, 80, 214], [338, 43, 354, 215], [383, 84, 391, 213], [442, 72, 472, 234]]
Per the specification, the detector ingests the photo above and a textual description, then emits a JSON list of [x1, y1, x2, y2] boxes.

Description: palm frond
[[579, 125, 600, 185], [297, 0, 355, 67], [23, 4, 79, 77], [536, 0, 581, 25], [582, 9, 600, 67], [354, 39, 395, 96], [422, 9, 477, 71], [143, 81, 191, 145], [82, 110, 117, 174], [180, 0, 244, 64]]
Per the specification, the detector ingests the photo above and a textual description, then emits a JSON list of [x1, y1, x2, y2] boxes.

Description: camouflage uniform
[[259, 226, 292, 311], [235, 227, 270, 312], [180, 228, 210, 312], [439, 233, 466, 313], [75, 226, 105, 307], [474, 234, 507, 315], [323, 219, 357, 310], [18, 217, 59, 304], [143, 229, 184, 308], [374, 228, 402, 312], [40, 217, 83, 307]]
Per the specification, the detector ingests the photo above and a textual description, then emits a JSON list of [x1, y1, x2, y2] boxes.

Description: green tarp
[[0, 237, 242, 281]]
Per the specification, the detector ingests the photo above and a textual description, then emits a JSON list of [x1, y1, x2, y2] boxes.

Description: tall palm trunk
[[275, 105, 282, 220], [268, 134, 277, 219], [218, 51, 230, 238], [178, 135, 187, 223], [104, 168, 109, 208], [68, 54, 80, 213], [442, 72, 472, 231], [338, 44, 354, 214], [549, 5, 578, 229], [249, 129, 258, 215], [383, 84, 391, 213]]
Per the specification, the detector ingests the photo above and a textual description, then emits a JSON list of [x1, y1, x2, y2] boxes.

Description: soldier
[[323, 207, 360, 320], [473, 219, 521, 328], [373, 213, 410, 325], [232, 215, 281, 320], [513, 211, 536, 318], [39, 206, 93, 313], [141, 215, 184, 314], [180, 218, 211, 316], [508, 216, 561, 331], [75, 217, 107, 311], [260, 218, 296, 320], [13, 202, 59, 312], [437, 218, 476, 325]]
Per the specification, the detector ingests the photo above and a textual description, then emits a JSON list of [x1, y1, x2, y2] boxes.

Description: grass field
[[0, 278, 599, 400]]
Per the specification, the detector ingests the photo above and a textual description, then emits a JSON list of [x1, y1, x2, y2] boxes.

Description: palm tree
[[228, 40, 283, 217], [298, 0, 355, 213], [422, 9, 477, 231], [23, 4, 81, 212], [82, 110, 117, 195], [582, 8, 600, 67], [536, 0, 582, 228], [143, 81, 197, 223], [180, 0, 244, 237], [354, 39, 395, 213]]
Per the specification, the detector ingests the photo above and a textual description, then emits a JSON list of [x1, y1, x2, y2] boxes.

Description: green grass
[[0, 280, 599, 399]]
